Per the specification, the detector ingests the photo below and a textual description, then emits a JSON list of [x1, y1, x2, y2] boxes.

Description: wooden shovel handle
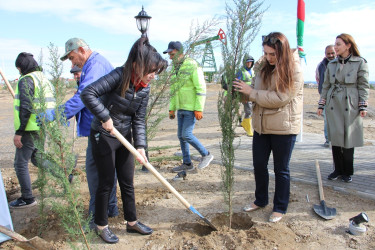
[[0, 68, 15, 99], [0, 225, 53, 249], [0, 225, 28, 242], [112, 127, 191, 209], [315, 160, 325, 201]]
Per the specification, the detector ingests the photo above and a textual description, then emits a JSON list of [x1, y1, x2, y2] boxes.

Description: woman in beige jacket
[[234, 32, 303, 223]]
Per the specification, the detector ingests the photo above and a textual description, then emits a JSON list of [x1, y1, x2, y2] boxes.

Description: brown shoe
[[126, 221, 153, 235]]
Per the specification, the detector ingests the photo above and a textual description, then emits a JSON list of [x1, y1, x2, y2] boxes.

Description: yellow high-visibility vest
[[241, 68, 253, 85], [14, 71, 55, 131]]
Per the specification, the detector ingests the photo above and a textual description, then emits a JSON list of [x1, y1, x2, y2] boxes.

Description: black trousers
[[332, 146, 354, 176], [90, 130, 136, 226]]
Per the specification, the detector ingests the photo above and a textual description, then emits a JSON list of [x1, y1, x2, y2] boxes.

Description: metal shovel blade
[[314, 160, 337, 220], [313, 200, 337, 220], [189, 205, 218, 231]]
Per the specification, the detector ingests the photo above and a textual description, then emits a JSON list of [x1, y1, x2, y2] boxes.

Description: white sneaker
[[198, 153, 214, 169]]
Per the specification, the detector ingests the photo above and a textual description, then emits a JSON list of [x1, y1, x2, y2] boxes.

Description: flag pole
[[296, 0, 306, 142]]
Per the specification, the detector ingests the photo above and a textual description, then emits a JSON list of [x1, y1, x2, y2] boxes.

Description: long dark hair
[[261, 32, 294, 93], [336, 33, 360, 57], [121, 37, 168, 96]]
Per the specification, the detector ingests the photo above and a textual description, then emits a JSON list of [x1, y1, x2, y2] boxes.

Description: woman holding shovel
[[81, 37, 167, 244], [233, 32, 303, 223]]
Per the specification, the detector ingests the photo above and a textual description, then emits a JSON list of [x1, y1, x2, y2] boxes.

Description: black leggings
[[90, 130, 136, 226], [332, 146, 354, 176]]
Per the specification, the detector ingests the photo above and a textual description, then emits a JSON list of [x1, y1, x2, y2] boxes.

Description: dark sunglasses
[[263, 34, 279, 44]]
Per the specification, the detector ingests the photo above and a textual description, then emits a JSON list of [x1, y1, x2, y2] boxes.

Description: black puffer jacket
[[16, 75, 35, 135], [81, 67, 149, 149]]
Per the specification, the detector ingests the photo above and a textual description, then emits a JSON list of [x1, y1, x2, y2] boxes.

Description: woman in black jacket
[[81, 37, 167, 244]]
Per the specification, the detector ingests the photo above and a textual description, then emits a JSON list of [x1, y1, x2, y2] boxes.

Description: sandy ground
[[1, 84, 375, 249]]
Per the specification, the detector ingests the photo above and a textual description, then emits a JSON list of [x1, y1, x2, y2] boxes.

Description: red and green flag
[[297, 0, 306, 60]]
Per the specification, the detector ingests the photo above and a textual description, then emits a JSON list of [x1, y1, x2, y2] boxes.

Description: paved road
[[190, 132, 375, 201]]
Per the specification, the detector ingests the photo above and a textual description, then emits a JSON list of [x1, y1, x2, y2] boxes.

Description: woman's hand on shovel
[[136, 148, 148, 165], [103, 119, 148, 164], [102, 118, 114, 134]]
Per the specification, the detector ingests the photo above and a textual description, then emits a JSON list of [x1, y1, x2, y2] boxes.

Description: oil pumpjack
[[190, 28, 226, 82]]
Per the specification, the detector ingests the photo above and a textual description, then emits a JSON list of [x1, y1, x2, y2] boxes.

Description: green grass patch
[[148, 145, 180, 151], [149, 155, 181, 163]]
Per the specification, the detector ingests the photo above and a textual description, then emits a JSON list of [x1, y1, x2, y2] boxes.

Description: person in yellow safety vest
[[164, 41, 214, 173], [9, 52, 55, 209], [236, 56, 255, 136]]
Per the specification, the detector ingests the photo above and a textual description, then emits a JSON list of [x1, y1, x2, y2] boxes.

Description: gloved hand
[[36, 109, 55, 126], [54, 105, 70, 127], [194, 111, 203, 120], [169, 110, 175, 119]]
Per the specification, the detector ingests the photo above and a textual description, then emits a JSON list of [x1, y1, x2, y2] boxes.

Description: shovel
[[0, 68, 15, 99], [313, 160, 336, 220], [0, 225, 53, 250], [112, 127, 217, 231]]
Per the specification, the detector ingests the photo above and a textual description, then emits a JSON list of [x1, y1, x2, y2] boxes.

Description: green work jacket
[[169, 57, 206, 112]]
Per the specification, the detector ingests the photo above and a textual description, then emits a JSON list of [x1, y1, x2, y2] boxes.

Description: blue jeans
[[86, 138, 118, 218], [252, 132, 296, 214], [177, 110, 208, 164]]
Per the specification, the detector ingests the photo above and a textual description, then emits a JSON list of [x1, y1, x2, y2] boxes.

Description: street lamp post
[[134, 6, 152, 37], [135, 6, 151, 172]]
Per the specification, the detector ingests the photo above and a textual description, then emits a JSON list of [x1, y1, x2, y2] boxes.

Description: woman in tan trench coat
[[317, 33, 369, 183]]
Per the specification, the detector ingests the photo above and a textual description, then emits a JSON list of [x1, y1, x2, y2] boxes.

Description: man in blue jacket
[[315, 45, 336, 147], [60, 38, 118, 226]]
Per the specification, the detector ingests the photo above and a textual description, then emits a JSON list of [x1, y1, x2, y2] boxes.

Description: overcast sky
[[0, 0, 374, 82]]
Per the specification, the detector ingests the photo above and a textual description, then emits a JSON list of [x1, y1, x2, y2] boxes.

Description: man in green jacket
[[164, 41, 214, 172]]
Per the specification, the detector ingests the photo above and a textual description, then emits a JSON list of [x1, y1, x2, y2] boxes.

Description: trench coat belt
[[332, 83, 357, 93]]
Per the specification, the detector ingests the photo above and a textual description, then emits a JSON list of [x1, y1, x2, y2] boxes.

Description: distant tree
[[37, 48, 43, 68], [218, 0, 266, 227]]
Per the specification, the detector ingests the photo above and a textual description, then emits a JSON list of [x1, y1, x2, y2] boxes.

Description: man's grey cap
[[70, 65, 82, 73], [163, 41, 183, 54], [60, 38, 88, 61]]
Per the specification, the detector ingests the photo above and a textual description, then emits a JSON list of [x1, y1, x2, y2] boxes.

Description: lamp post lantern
[[135, 6, 152, 37]]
